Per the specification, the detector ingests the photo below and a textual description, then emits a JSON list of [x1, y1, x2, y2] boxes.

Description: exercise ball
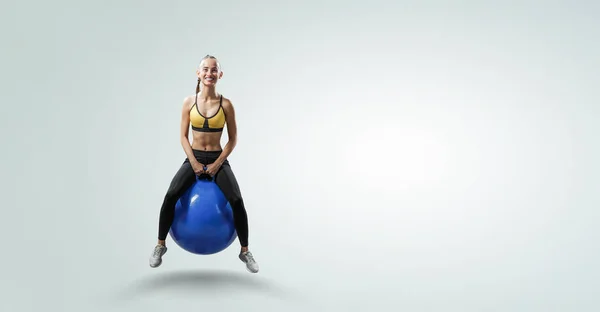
[[169, 173, 237, 255]]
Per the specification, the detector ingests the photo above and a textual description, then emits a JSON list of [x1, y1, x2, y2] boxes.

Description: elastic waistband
[[192, 149, 222, 155]]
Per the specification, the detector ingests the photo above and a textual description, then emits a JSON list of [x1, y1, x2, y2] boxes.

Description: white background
[[2, 0, 599, 311]]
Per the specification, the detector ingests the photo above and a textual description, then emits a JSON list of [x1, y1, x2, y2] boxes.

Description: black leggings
[[158, 149, 249, 247]]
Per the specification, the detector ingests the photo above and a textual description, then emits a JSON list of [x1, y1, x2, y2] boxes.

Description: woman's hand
[[205, 161, 222, 177], [191, 161, 206, 175]]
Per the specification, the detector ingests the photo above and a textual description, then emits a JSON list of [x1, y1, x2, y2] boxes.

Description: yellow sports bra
[[189, 94, 226, 132]]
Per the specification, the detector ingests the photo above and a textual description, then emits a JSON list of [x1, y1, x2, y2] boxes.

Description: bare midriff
[[191, 131, 223, 151]]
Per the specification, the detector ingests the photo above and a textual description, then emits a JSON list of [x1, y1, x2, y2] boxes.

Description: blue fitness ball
[[169, 174, 237, 255]]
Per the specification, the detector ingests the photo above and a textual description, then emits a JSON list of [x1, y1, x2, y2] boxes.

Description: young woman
[[149, 55, 259, 273]]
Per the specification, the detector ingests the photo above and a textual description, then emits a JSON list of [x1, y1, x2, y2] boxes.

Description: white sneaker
[[239, 251, 259, 273], [149, 244, 167, 268]]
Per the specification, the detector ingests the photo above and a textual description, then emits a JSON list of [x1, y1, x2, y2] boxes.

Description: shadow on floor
[[107, 268, 310, 305]]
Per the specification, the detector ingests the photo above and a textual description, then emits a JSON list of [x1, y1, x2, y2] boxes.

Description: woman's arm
[[179, 96, 202, 166], [215, 98, 238, 165]]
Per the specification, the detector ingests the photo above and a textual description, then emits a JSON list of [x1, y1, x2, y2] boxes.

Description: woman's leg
[[214, 161, 259, 273], [214, 161, 248, 247], [150, 159, 197, 268], [157, 160, 197, 242]]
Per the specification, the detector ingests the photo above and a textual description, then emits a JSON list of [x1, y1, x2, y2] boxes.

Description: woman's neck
[[199, 87, 218, 100]]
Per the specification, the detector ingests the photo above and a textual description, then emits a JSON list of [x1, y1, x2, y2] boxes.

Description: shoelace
[[244, 252, 255, 262], [153, 246, 164, 257]]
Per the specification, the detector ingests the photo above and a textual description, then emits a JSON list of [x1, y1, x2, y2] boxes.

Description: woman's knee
[[164, 186, 179, 201], [229, 195, 245, 211], [162, 184, 184, 209]]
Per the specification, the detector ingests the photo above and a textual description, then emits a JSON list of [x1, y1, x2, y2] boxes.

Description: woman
[[149, 55, 259, 273]]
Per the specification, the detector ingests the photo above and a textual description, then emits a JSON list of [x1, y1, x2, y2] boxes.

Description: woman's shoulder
[[219, 94, 233, 107], [178, 94, 196, 112]]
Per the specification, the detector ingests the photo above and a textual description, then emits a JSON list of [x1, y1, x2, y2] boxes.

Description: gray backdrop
[[2, 0, 599, 311]]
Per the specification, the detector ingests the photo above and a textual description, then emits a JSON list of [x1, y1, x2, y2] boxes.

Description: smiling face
[[197, 57, 223, 88]]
